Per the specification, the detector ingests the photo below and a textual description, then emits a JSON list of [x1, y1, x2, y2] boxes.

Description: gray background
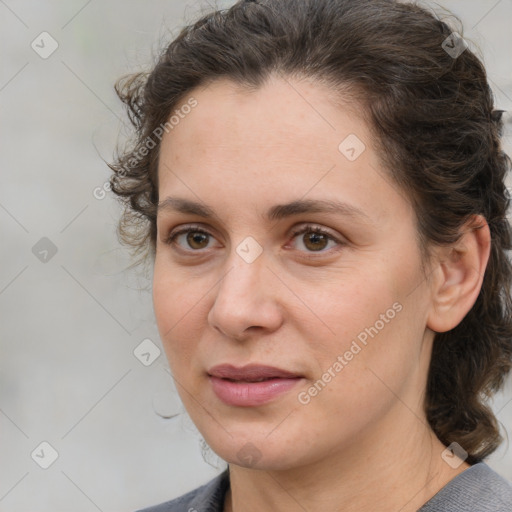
[[1, 1, 511, 511]]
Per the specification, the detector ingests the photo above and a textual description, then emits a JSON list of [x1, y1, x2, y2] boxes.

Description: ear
[[426, 214, 491, 333]]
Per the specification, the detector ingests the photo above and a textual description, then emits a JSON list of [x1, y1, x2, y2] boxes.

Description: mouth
[[222, 376, 278, 382], [208, 363, 302, 380], [207, 364, 304, 407]]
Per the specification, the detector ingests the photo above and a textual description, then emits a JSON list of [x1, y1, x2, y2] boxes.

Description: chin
[[199, 428, 311, 472]]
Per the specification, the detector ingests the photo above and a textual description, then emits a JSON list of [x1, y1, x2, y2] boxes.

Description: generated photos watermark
[[93, 96, 198, 200], [298, 301, 403, 405]]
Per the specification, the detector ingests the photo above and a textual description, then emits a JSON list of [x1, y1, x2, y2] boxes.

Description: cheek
[[152, 261, 207, 365], [152, 271, 177, 336], [153, 257, 203, 325], [297, 264, 399, 356], [301, 253, 423, 382], [294, 304, 421, 447]]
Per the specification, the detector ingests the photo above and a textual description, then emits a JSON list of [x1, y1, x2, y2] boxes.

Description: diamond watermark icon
[[134, 338, 161, 366], [441, 32, 468, 59], [31, 32, 59, 59], [338, 134, 366, 161], [236, 442, 262, 467], [236, 236, 263, 264], [32, 237, 58, 263], [441, 441, 468, 469], [31, 441, 59, 469]]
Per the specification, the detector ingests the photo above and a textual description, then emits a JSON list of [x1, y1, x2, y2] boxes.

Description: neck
[[224, 408, 469, 512]]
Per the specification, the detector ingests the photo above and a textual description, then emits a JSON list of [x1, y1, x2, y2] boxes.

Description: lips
[[207, 364, 303, 407], [208, 364, 301, 381]]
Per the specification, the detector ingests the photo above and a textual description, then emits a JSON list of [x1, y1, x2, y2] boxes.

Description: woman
[[109, 0, 512, 510]]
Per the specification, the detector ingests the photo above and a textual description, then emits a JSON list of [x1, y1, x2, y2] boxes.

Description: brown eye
[[185, 231, 210, 249], [165, 227, 216, 251], [302, 231, 329, 251], [289, 225, 344, 254]]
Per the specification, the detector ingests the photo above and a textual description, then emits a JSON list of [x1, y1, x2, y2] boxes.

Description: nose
[[207, 248, 284, 340]]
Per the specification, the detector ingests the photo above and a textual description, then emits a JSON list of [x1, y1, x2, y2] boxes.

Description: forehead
[[159, 75, 369, 175], [156, 75, 411, 226]]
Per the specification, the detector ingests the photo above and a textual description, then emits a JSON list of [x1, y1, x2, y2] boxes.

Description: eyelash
[[163, 224, 345, 256]]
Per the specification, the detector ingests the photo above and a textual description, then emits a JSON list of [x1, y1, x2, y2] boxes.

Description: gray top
[[416, 462, 512, 512], [136, 462, 512, 512]]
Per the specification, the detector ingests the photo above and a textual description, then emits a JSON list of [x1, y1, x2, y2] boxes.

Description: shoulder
[[134, 469, 229, 512], [418, 462, 512, 512]]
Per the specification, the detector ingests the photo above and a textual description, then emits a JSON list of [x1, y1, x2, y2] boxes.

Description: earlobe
[[426, 215, 491, 333]]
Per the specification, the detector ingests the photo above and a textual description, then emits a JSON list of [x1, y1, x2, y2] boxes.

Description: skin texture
[[152, 75, 491, 512]]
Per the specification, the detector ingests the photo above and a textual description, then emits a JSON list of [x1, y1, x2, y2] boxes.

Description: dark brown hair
[[109, 0, 512, 463]]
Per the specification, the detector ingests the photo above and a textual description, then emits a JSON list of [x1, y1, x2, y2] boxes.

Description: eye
[[163, 224, 345, 255], [288, 225, 344, 253], [164, 226, 219, 252]]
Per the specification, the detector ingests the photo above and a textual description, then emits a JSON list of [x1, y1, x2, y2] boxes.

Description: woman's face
[[153, 75, 436, 470]]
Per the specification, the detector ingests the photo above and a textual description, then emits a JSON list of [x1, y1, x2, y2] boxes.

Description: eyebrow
[[157, 197, 373, 224]]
